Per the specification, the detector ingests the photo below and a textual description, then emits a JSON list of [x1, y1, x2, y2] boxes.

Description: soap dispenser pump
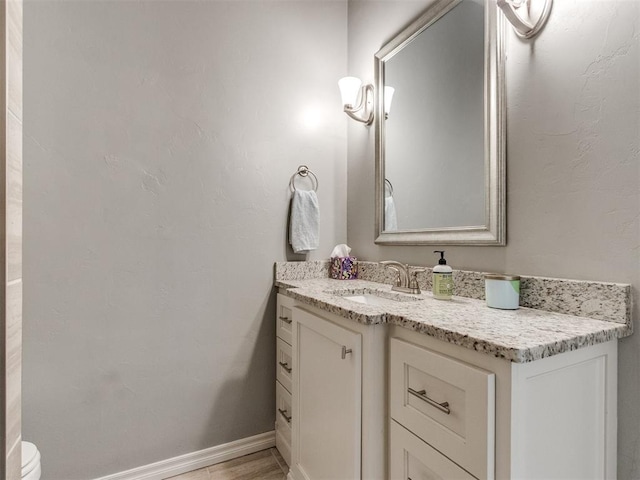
[[432, 250, 453, 300]]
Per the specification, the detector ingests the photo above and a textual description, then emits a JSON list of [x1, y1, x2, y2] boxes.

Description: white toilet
[[21, 442, 41, 480]]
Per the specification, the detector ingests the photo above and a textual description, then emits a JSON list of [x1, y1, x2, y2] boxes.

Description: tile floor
[[166, 448, 288, 480]]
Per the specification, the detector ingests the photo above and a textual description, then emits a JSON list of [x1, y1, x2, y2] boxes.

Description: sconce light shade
[[338, 76, 374, 125], [384, 86, 395, 116], [497, 0, 552, 38], [338, 77, 363, 107]]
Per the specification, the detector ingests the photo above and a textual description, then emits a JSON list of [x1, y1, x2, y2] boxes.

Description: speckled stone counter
[[274, 264, 632, 363]]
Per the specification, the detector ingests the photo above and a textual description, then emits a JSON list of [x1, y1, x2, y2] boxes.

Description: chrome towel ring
[[289, 165, 319, 192], [385, 178, 394, 196]]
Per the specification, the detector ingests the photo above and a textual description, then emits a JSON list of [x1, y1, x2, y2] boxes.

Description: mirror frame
[[374, 0, 506, 245]]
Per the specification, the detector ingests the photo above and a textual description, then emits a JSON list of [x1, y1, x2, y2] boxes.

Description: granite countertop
[[276, 277, 632, 363]]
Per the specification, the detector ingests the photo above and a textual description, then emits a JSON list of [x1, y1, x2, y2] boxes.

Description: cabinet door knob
[[341, 346, 352, 359], [408, 387, 451, 415], [279, 315, 292, 324], [278, 361, 292, 373], [278, 408, 292, 424]]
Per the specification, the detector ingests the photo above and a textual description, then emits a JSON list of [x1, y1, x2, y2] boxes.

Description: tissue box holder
[[330, 256, 358, 280]]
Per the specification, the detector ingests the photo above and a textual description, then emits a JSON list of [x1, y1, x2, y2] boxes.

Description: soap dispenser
[[432, 250, 453, 300]]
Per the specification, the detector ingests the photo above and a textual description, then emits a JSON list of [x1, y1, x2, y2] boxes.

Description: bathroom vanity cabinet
[[277, 291, 619, 480]]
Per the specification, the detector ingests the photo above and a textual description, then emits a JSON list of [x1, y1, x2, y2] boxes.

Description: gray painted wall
[[23, 1, 347, 478], [347, 0, 640, 476]]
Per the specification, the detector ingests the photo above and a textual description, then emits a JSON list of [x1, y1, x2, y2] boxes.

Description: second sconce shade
[[338, 77, 394, 125], [338, 76, 374, 125]]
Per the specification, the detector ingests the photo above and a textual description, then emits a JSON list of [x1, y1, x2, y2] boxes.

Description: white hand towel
[[385, 195, 398, 231], [289, 190, 320, 254]]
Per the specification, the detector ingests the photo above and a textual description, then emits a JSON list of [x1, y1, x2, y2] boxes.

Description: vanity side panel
[[510, 340, 617, 479]]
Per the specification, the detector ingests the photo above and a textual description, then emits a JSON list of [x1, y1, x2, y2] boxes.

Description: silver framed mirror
[[375, 0, 505, 245]]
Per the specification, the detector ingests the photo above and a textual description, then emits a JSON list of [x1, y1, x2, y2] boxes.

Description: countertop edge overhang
[[276, 278, 631, 363]]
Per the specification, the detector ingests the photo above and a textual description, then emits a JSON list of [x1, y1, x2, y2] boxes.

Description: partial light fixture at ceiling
[[338, 76, 374, 125], [497, 0, 552, 39]]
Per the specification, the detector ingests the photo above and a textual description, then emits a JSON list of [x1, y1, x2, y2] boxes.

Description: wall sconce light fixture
[[497, 0, 552, 39], [338, 76, 374, 125], [384, 86, 395, 120]]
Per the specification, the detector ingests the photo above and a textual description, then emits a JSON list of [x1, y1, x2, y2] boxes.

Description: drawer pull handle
[[279, 315, 292, 324], [278, 361, 292, 373], [408, 387, 451, 415], [278, 408, 292, 424], [341, 346, 353, 359]]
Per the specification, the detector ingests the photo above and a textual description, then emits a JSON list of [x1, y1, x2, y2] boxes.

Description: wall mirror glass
[[375, 0, 505, 245]]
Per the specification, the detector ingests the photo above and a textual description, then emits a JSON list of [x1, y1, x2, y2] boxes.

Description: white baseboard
[[95, 431, 276, 480]]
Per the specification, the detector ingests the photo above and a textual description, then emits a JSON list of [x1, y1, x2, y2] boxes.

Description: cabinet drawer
[[390, 420, 475, 480], [277, 337, 293, 393], [276, 293, 294, 344], [276, 380, 292, 466], [390, 338, 495, 480]]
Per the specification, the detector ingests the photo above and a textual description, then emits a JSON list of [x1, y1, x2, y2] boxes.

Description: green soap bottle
[[432, 250, 453, 300]]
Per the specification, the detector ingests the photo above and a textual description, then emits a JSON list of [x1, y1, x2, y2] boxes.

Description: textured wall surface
[[23, 1, 346, 478], [347, 0, 639, 476]]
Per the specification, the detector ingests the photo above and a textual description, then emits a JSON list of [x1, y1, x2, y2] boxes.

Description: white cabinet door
[[291, 307, 362, 480]]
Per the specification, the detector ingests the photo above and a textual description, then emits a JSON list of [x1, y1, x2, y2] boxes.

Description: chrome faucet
[[380, 261, 425, 294]]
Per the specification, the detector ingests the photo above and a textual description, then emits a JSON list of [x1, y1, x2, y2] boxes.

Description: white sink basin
[[343, 294, 400, 306], [329, 288, 423, 305]]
